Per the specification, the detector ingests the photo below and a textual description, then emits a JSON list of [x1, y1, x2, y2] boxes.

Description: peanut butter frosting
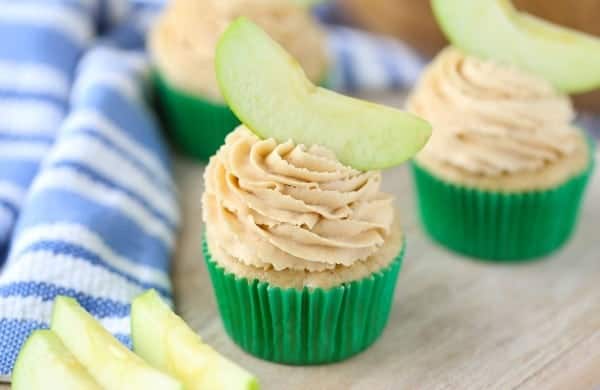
[[150, 0, 329, 101], [202, 126, 403, 289], [408, 48, 589, 190]]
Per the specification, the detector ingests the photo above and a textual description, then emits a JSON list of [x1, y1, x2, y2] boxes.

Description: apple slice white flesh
[[131, 290, 259, 390], [216, 17, 431, 171], [51, 296, 182, 390], [12, 330, 101, 390], [431, 0, 600, 93]]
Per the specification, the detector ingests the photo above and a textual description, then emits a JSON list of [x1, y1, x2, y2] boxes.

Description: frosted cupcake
[[409, 48, 594, 261], [149, 0, 329, 160], [202, 127, 405, 364], [200, 15, 431, 365]]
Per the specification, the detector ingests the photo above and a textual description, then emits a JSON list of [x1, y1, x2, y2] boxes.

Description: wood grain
[[170, 149, 600, 390], [2, 93, 599, 389]]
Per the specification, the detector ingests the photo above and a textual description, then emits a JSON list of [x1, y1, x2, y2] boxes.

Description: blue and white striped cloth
[[326, 25, 425, 93], [0, 0, 599, 379], [0, 0, 177, 377]]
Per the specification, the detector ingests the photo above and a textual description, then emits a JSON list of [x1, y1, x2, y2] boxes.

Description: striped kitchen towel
[[0, 0, 177, 377], [325, 25, 426, 93], [315, 1, 425, 93]]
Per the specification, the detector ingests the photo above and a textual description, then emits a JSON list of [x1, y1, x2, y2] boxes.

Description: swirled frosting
[[202, 126, 400, 287], [150, 0, 328, 101], [408, 48, 581, 177]]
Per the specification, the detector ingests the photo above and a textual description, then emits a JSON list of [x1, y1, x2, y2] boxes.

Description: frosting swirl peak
[[408, 48, 579, 176], [202, 126, 395, 273]]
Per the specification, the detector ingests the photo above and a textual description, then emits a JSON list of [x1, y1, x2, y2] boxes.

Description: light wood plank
[[169, 147, 600, 390]]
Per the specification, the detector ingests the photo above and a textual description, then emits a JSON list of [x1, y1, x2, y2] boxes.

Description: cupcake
[[202, 127, 405, 364], [408, 48, 594, 261], [149, 0, 329, 160], [200, 15, 431, 365]]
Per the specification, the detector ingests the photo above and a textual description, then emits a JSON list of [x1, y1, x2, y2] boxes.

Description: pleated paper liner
[[203, 238, 404, 365], [411, 154, 594, 261], [153, 72, 240, 161]]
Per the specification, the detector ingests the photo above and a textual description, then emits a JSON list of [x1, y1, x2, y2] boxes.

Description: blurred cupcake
[[409, 48, 594, 261], [150, 0, 329, 160], [202, 126, 404, 364]]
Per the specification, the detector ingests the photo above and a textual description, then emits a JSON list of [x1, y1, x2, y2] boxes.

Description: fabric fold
[[0, 2, 178, 376]]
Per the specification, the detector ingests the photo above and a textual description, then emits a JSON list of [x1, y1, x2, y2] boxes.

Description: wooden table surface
[[2, 94, 599, 389], [171, 150, 600, 390]]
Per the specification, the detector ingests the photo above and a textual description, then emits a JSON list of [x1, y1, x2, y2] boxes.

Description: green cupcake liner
[[203, 238, 404, 365], [153, 73, 240, 161], [411, 155, 594, 261]]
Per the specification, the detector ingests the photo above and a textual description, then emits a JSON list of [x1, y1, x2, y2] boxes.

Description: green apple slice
[[12, 330, 101, 390], [290, 0, 327, 7], [431, 0, 600, 93], [131, 290, 259, 390], [215, 17, 431, 171], [51, 296, 182, 390]]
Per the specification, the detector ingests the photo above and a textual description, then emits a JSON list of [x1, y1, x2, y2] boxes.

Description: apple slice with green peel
[[12, 330, 101, 390], [51, 296, 182, 390], [215, 17, 431, 171], [290, 0, 327, 7], [431, 0, 600, 93], [131, 290, 259, 390]]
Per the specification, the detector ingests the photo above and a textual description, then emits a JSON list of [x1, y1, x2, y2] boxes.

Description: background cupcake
[[202, 127, 405, 364], [150, 0, 329, 160], [409, 48, 594, 261]]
